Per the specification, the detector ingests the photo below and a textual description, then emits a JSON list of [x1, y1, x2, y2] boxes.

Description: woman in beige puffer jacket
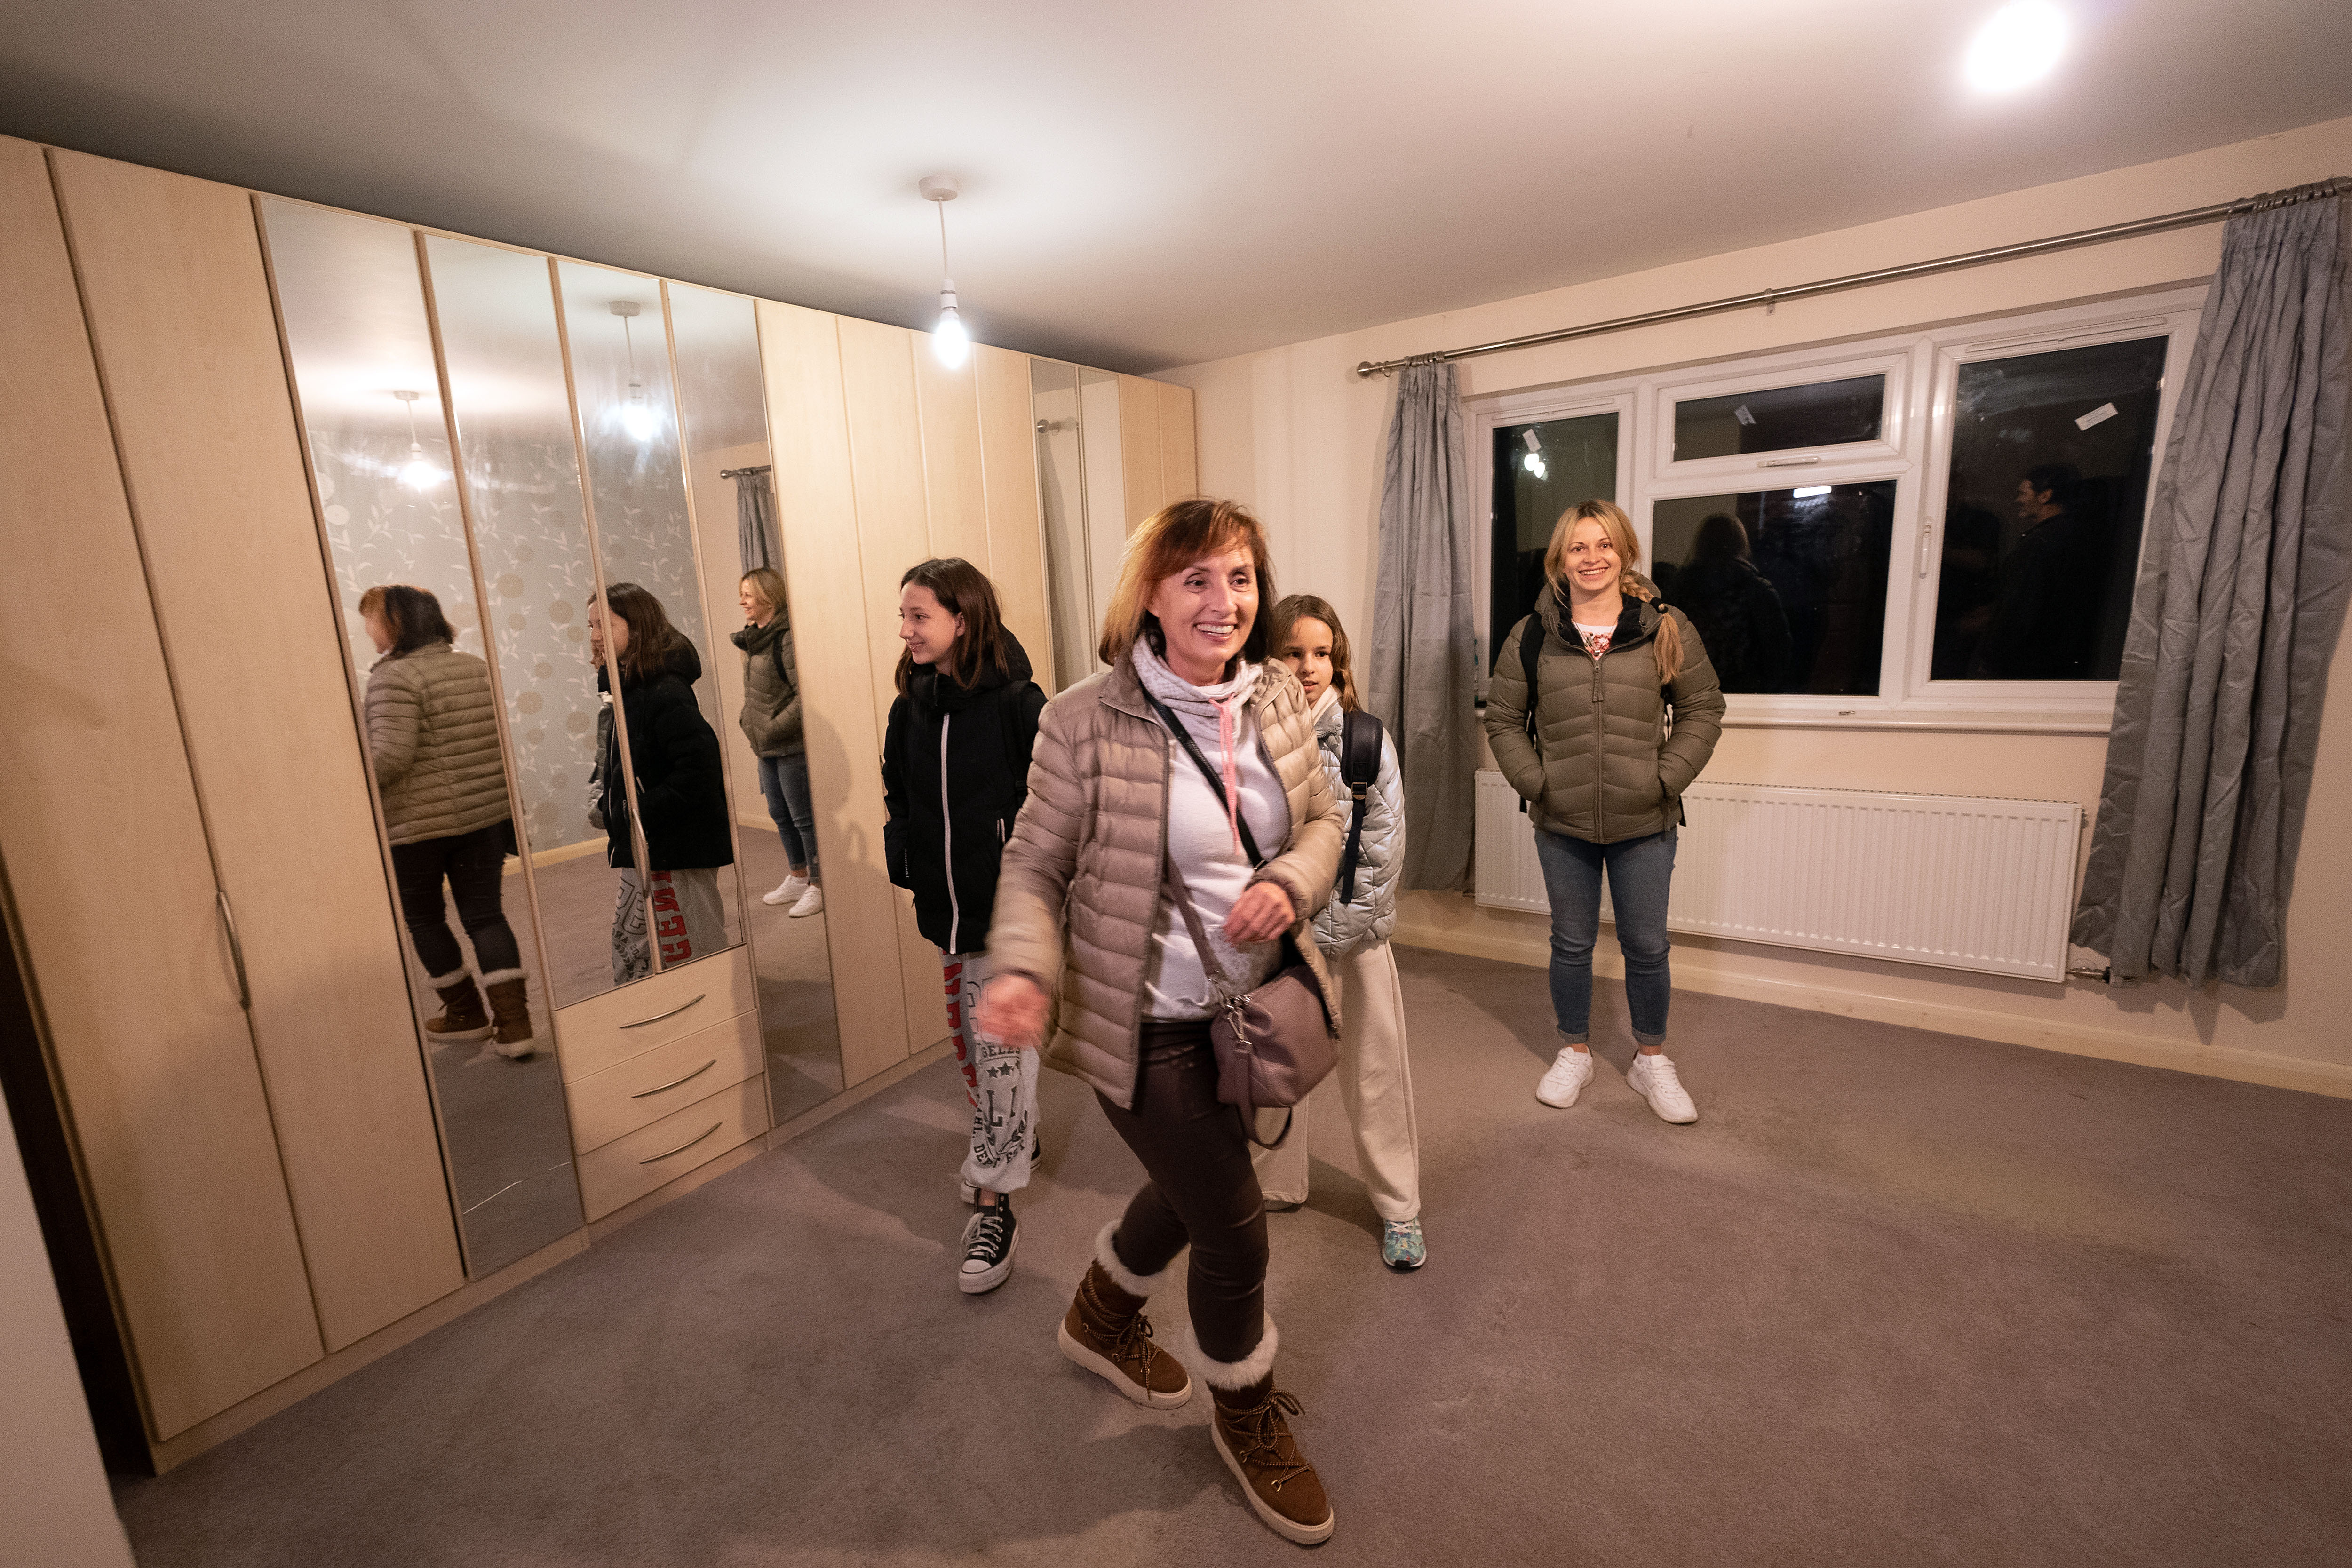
[[981, 498, 1345, 1546], [360, 585, 535, 1057], [1484, 500, 1723, 1124]]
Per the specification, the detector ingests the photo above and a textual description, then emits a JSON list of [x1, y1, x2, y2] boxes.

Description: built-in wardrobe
[[0, 134, 1195, 1473]]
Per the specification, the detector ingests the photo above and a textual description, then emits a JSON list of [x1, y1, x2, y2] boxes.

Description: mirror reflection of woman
[[587, 583, 735, 984], [733, 568, 822, 917], [980, 498, 1346, 1546], [359, 585, 536, 1057], [881, 559, 1047, 1295]]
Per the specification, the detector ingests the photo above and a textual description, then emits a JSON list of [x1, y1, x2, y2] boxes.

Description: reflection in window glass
[[1490, 412, 1618, 665], [1653, 483, 1896, 695], [1673, 374, 1884, 461], [1932, 337, 2167, 682]]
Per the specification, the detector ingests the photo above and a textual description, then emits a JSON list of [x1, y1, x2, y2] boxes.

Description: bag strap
[[1163, 850, 1299, 1152], [1336, 709, 1382, 906], [1140, 685, 1265, 868]]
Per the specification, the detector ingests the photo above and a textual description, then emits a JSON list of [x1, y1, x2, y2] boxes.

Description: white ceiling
[[6, 1, 2350, 372]]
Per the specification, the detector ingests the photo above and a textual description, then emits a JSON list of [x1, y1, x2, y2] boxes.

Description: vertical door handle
[[216, 890, 252, 1011]]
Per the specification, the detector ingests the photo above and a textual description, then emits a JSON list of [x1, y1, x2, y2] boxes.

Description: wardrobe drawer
[[576, 1076, 769, 1222], [564, 1011, 762, 1155], [552, 947, 756, 1082]]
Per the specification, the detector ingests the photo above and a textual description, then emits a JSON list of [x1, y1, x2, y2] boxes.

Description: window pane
[[1491, 412, 1618, 665], [1673, 374, 1885, 460], [1653, 483, 1896, 695], [1931, 337, 2167, 681]]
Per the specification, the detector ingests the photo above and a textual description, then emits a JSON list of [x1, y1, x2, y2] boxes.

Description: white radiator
[[1472, 772, 2082, 983]]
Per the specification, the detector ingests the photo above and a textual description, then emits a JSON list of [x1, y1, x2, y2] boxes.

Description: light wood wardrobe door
[[0, 136, 322, 1440], [839, 318, 954, 1058], [49, 151, 464, 1350], [1157, 381, 1199, 497], [976, 345, 1054, 687], [755, 301, 912, 1088], [1117, 373, 1168, 531]]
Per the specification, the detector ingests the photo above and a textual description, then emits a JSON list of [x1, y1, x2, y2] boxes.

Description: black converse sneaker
[[958, 1196, 1017, 1294]]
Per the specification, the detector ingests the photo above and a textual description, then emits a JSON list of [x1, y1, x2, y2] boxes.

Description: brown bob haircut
[[895, 557, 1011, 694], [1542, 498, 1684, 684], [358, 584, 457, 657], [1096, 497, 1277, 668], [1266, 593, 1359, 711], [590, 581, 692, 686]]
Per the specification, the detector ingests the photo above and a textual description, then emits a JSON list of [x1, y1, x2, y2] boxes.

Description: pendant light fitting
[[609, 299, 658, 442], [391, 389, 439, 492], [921, 174, 970, 368]]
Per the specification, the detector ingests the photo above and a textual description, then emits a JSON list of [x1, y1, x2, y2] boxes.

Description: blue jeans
[[1534, 827, 1676, 1048], [758, 753, 818, 883]]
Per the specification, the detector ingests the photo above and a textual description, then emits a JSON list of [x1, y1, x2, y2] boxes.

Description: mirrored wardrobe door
[[421, 233, 646, 1012], [259, 198, 585, 1275], [553, 260, 745, 980], [1029, 359, 1093, 692], [668, 281, 846, 1124]]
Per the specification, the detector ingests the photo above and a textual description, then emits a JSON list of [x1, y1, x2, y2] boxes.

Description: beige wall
[[1164, 115, 2352, 1096]]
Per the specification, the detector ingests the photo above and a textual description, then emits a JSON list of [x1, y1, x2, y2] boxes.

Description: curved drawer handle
[[631, 1059, 717, 1099], [620, 992, 707, 1030], [639, 1122, 722, 1165]]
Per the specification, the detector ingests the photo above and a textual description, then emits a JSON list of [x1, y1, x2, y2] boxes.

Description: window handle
[[1758, 455, 1821, 468], [1917, 518, 1938, 579]]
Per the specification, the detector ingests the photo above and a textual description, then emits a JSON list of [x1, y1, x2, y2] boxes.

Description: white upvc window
[[1469, 286, 2206, 732]]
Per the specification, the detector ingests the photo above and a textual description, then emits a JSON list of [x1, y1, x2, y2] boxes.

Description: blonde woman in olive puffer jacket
[[360, 585, 536, 1058], [1485, 500, 1723, 1124]]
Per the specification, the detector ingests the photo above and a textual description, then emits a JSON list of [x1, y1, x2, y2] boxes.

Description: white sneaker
[[1626, 1052, 1699, 1123], [788, 885, 825, 918], [1536, 1047, 1595, 1107], [763, 874, 808, 907]]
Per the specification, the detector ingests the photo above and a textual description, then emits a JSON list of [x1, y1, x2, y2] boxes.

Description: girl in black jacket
[[589, 582, 736, 986], [882, 558, 1046, 1295]]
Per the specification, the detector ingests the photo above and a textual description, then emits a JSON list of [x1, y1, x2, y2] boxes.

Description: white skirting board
[[1474, 772, 2082, 983]]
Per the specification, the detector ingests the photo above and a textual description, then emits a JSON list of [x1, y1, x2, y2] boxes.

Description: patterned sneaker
[[1536, 1046, 1595, 1107], [1626, 1052, 1699, 1123], [1380, 1218, 1426, 1271], [957, 1197, 1017, 1293]]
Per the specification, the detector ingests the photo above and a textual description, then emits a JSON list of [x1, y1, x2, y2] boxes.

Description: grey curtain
[[1368, 361, 1478, 891], [735, 468, 780, 574], [2074, 192, 2352, 987]]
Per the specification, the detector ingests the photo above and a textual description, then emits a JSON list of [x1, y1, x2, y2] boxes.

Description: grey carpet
[[111, 947, 2352, 1567]]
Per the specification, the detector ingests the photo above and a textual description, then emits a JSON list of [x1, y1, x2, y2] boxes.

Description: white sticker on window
[[2076, 402, 2119, 431], [1734, 404, 1756, 427]]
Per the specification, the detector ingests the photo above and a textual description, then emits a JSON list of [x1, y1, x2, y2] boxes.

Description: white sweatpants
[[1253, 938, 1422, 1223], [944, 951, 1038, 1194]]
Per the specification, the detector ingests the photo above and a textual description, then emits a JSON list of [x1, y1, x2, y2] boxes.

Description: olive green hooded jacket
[[1485, 588, 1726, 844]]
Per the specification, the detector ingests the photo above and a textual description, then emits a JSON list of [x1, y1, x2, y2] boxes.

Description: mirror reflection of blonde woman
[[733, 567, 822, 916], [1484, 500, 1724, 1122]]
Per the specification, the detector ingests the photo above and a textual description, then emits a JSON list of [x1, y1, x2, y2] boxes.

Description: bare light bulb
[[1964, 1, 2067, 92], [397, 442, 440, 491], [620, 374, 658, 443], [933, 282, 970, 368]]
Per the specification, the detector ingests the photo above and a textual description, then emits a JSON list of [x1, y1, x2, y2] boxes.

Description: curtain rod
[[720, 464, 772, 479], [1353, 176, 2350, 379]]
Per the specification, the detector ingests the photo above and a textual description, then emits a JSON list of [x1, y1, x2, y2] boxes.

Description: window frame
[[1463, 285, 2207, 733]]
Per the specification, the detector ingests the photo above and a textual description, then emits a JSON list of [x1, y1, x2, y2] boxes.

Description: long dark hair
[[358, 584, 456, 657], [895, 558, 1011, 695], [592, 581, 691, 686]]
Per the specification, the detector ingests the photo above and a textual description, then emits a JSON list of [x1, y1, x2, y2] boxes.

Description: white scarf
[[1132, 637, 1258, 855]]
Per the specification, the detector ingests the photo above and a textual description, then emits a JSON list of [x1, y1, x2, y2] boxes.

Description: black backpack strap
[[1336, 709, 1382, 905], [1519, 613, 1545, 740], [1140, 685, 1265, 868]]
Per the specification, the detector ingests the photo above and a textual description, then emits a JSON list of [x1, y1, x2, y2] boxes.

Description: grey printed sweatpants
[[943, 951, 1037, 1194]]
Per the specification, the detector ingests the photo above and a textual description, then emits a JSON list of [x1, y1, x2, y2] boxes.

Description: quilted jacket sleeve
[[1483, 614, 1546, 800], [1658, 607, 1725, 798], [986, 689, 1088, 989], [365, 662, 422, 791]]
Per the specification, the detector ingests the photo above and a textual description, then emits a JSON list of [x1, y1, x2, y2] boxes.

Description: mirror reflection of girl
[[733, 568, 822, 917], [1483, 501, 1725, 1123], [359, 584, 537, 1057], [587, 584, 735, 985], [1262, 595, 1425, 1270], [882, 559, 1047, 1295]]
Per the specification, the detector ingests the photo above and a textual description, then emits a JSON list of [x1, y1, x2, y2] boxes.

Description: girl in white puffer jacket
[[1258, 595, 1426, 1270]]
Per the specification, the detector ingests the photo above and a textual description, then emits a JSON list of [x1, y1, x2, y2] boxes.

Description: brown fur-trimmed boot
[[1199, 1322, 1334, 1546], [1056, 1222, 1191, 1409], [424, 972, 492, 1043], [481, 970, 536, 1059]]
